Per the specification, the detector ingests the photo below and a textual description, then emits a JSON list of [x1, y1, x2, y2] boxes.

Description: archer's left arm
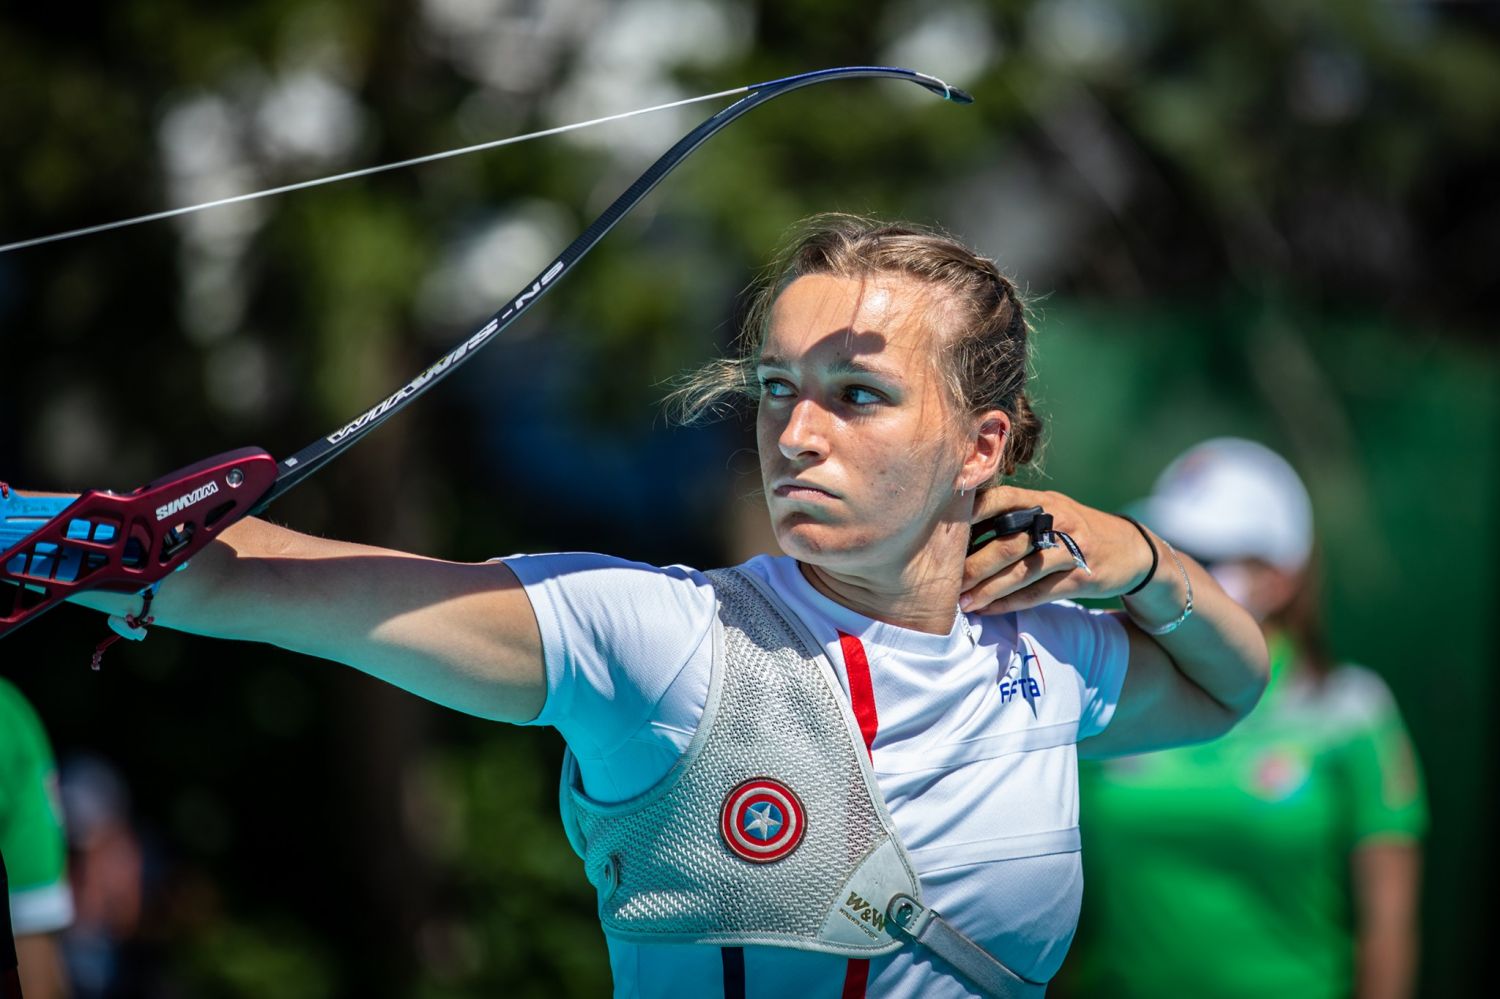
[[961, 485, 1268, 756]]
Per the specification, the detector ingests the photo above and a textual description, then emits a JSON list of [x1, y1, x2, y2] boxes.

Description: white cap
[[1138, 437, 1314, 574]]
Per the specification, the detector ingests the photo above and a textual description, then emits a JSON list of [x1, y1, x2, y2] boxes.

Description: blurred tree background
[[1, 0, 1495, 995]]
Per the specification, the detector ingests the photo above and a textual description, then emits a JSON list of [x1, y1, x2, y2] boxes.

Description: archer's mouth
[[773, 479, 839, 502]]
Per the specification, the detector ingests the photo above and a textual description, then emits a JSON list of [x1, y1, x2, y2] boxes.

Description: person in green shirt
[[1067, 438, 1426, 999], [1, 678, 73, 998]]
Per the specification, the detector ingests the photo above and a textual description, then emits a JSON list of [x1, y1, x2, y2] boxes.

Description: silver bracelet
[[1125, 538, 1193, 636]]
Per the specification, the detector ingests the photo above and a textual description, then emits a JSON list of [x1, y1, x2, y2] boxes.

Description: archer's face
[[756, 273, 966, 570]]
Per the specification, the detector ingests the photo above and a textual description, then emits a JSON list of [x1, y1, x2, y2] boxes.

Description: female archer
[[12, 214, 1266, 997]]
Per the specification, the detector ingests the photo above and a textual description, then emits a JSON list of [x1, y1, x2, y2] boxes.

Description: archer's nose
[[778, 398, 830, 461]]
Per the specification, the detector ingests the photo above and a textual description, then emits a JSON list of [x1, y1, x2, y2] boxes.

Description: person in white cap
[[1064, 437, 1427, 999]]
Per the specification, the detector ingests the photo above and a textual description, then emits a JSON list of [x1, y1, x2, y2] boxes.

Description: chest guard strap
[[888, 893, 1041, 998]]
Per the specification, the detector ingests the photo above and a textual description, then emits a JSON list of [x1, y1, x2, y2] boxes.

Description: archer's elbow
[[1205, 646, 1271, 738]]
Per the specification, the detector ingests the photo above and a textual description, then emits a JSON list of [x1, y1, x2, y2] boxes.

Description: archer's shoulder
[[500, 550, 708, 582], [500, 550, 716, 618]]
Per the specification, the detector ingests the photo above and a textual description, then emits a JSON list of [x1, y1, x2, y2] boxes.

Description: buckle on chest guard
[[886, 893, 1042, 999]]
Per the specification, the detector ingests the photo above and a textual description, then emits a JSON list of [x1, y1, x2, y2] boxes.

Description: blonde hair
[[667, 213, 1041, 476]]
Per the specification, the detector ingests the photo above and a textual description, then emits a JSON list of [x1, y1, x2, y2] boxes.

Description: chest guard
[[559, 567, 919, 956], [558, 568, 1041, 997]]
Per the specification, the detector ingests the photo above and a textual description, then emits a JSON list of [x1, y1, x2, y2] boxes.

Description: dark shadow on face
[[756, 328, 894, 373]]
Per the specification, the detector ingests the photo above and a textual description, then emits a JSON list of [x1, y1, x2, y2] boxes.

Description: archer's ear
[[958, 410, 1010, 491]]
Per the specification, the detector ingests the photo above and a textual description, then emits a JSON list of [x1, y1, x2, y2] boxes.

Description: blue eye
[[845, 386, 884, 406], [759, 377, 794, 398]]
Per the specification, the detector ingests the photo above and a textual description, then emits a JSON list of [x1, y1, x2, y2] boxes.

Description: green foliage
[[407, 733, 610, 995], [0, 1, 1495, 996], [181, 918, 340, 999]]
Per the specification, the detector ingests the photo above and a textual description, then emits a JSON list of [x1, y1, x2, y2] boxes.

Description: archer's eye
[[760, 377, 794, 398]]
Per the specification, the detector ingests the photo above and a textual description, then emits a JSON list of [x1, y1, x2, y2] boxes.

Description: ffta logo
[[1000, 638, 1046, 716], [999, 675, 1042, 704]]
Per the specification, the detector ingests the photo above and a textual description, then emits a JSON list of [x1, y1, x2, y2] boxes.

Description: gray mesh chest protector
[[558, 568, 1040, 998]]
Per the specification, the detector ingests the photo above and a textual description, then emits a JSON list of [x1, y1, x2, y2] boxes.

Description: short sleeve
[[1327, 668, 1428, 843], [1019, 602, 1130, 741], [501, 553, 717, 761], [0, 681, 73, 934]]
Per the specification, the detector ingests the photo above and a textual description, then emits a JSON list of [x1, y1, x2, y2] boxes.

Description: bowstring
[[0, 85, 750, 255]]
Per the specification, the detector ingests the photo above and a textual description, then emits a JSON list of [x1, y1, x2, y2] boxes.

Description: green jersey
[[1, 678, 72, 935], [1070, 634, 1426, 998]]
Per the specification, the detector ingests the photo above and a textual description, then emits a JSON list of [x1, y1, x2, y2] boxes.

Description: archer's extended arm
[[6, 490, 546, 723]]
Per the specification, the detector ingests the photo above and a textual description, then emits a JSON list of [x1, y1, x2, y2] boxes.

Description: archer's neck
[[796, 521, 969, 635]]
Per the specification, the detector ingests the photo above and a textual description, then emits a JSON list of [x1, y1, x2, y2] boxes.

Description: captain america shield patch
[[720, 777, 806, 863]]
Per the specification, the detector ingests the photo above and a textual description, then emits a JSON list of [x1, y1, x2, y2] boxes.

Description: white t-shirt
[[506, 552, 1130, 998]]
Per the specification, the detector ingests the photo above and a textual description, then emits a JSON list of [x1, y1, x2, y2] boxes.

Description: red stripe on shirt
[[836, 631, 880, 998], [841, 957, 871, 998], [838, 631, 879, 760]]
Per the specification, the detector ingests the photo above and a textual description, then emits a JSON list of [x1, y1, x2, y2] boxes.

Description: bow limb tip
[[910, 72, 974, 104]]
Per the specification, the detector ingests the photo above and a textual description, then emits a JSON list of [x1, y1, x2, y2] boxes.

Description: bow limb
[[0, 66, 970, 638], [257, 65, 971, 509]]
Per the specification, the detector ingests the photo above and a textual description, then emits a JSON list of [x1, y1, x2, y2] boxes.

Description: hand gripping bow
[[1, 449, 277, 635]]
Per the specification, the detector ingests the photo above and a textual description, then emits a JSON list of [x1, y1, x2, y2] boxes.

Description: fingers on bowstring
[[982, 570, 1076, 615], [960, 544, 1079, 615], [961, 531, 1033, 590]]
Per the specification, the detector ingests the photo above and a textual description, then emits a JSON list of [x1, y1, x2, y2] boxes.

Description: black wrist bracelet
[[1119, 515, 1158, 596]]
